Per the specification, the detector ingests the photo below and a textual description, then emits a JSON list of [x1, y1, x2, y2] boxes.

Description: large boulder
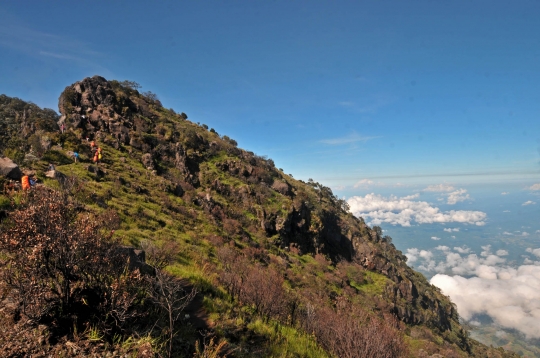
[[58, 76, 135, 141], [271, 180, 292, 196], [0, 157, 22, 180]]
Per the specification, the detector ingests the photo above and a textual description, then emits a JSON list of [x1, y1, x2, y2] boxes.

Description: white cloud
[[447, 189, 470, 205], [522, 201, 536, 206], [422, 184, 471, 204], [526, 248, 540, 258], [522, 232, 530, 237], [431, 236, 441, 241], [352, 179, 400, 189], [503, 231, 513, 235], [436, 245, 450, 251], [444, 228, 460, 232], [406, 246, 507, 277], [405, 248, 434, 264], [353, 179, 373, 188], [401, 193, 420, 200], [502, 210, 510, 213], [424, 184, 455, 192], [536, 230, 540, 234], [347, 193, 487, 227], [501, 192, 509, 195], [431, 265, 540, 339], [528, 183, 540, 191], [454, 246, 471, 254], [407, 245, 540, 339]]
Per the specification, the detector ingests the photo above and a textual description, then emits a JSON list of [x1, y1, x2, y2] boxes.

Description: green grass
[[0, 195, 11, 210], [248, 319, 330, 358], [167, 263, 216, 293], [356, 271, 390, 296]]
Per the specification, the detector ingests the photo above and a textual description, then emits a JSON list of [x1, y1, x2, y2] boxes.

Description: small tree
[[0, 186, 147, 333], [120, 80, 142, 90], [148, 270, 196, 358]]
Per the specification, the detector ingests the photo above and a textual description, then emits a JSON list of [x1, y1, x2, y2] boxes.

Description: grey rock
[[0, 157, 22, 180]]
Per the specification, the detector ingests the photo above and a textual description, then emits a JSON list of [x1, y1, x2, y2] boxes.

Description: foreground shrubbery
[[217, 245, 408, 358], [0, 186, 205, 357]]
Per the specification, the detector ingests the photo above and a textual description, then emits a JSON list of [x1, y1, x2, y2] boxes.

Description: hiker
[[73, 151, 79, 163], [93, 148, 102, 164], [48, 163, 55, 171], [29, 175, 37, 187], [90, 140, 97, 153], [60, 123, 65, 133], [21, 175, 30, 190]]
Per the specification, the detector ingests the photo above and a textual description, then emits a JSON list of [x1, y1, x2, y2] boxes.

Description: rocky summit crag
[[0, 76, 520, 357]]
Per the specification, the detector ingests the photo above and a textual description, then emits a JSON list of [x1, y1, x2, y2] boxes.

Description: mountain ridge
[[0, 76, 520, 357]]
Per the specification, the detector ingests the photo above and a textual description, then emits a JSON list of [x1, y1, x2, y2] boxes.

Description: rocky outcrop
[[0, 94, 59, 154], [271, 180, 292, 196], [58, 76, 134, 145], [0, 157, 22, 180], [58, 76, 205, 184]]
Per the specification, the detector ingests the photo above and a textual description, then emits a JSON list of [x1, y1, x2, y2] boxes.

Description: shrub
[[0, 187, 147, 334], [0, 186, 202, 356], [300, 302, 408, 358]]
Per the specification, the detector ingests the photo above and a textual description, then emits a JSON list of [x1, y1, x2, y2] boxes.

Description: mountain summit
[[0, 76, 519, 357]]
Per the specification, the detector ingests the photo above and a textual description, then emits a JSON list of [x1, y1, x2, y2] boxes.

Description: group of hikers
[[10, 138, 104, 193], [90, 140, 103, 164], [70, 139, 103, 164], [59, 122, 103, 164]]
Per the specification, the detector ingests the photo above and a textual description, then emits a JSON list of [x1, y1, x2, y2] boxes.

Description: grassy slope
[[0, 83, 522, 357]]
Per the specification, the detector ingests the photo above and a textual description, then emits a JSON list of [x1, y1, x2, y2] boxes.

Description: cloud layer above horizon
[[408, 245, 540, 339], [347, 193, 486, 227]]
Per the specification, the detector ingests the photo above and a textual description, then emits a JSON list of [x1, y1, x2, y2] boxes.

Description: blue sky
[[2, 0, 540, 346], [1, 1, 539, 192]]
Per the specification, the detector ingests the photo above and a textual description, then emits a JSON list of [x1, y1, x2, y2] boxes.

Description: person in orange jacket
[[21, 175, 30, 190]]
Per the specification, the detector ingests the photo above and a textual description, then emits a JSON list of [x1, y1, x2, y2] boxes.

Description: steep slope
[[0, 76, 519, 357]]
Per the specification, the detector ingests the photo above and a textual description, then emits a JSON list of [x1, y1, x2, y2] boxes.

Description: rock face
[[0, 94, 59, 155], [58, 76, 201, 181], [58, 76, 136, 145], [0, 157, 22, 180]]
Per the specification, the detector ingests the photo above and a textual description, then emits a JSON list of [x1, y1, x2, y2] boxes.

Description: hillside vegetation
[[0, 76, 520, 357]]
